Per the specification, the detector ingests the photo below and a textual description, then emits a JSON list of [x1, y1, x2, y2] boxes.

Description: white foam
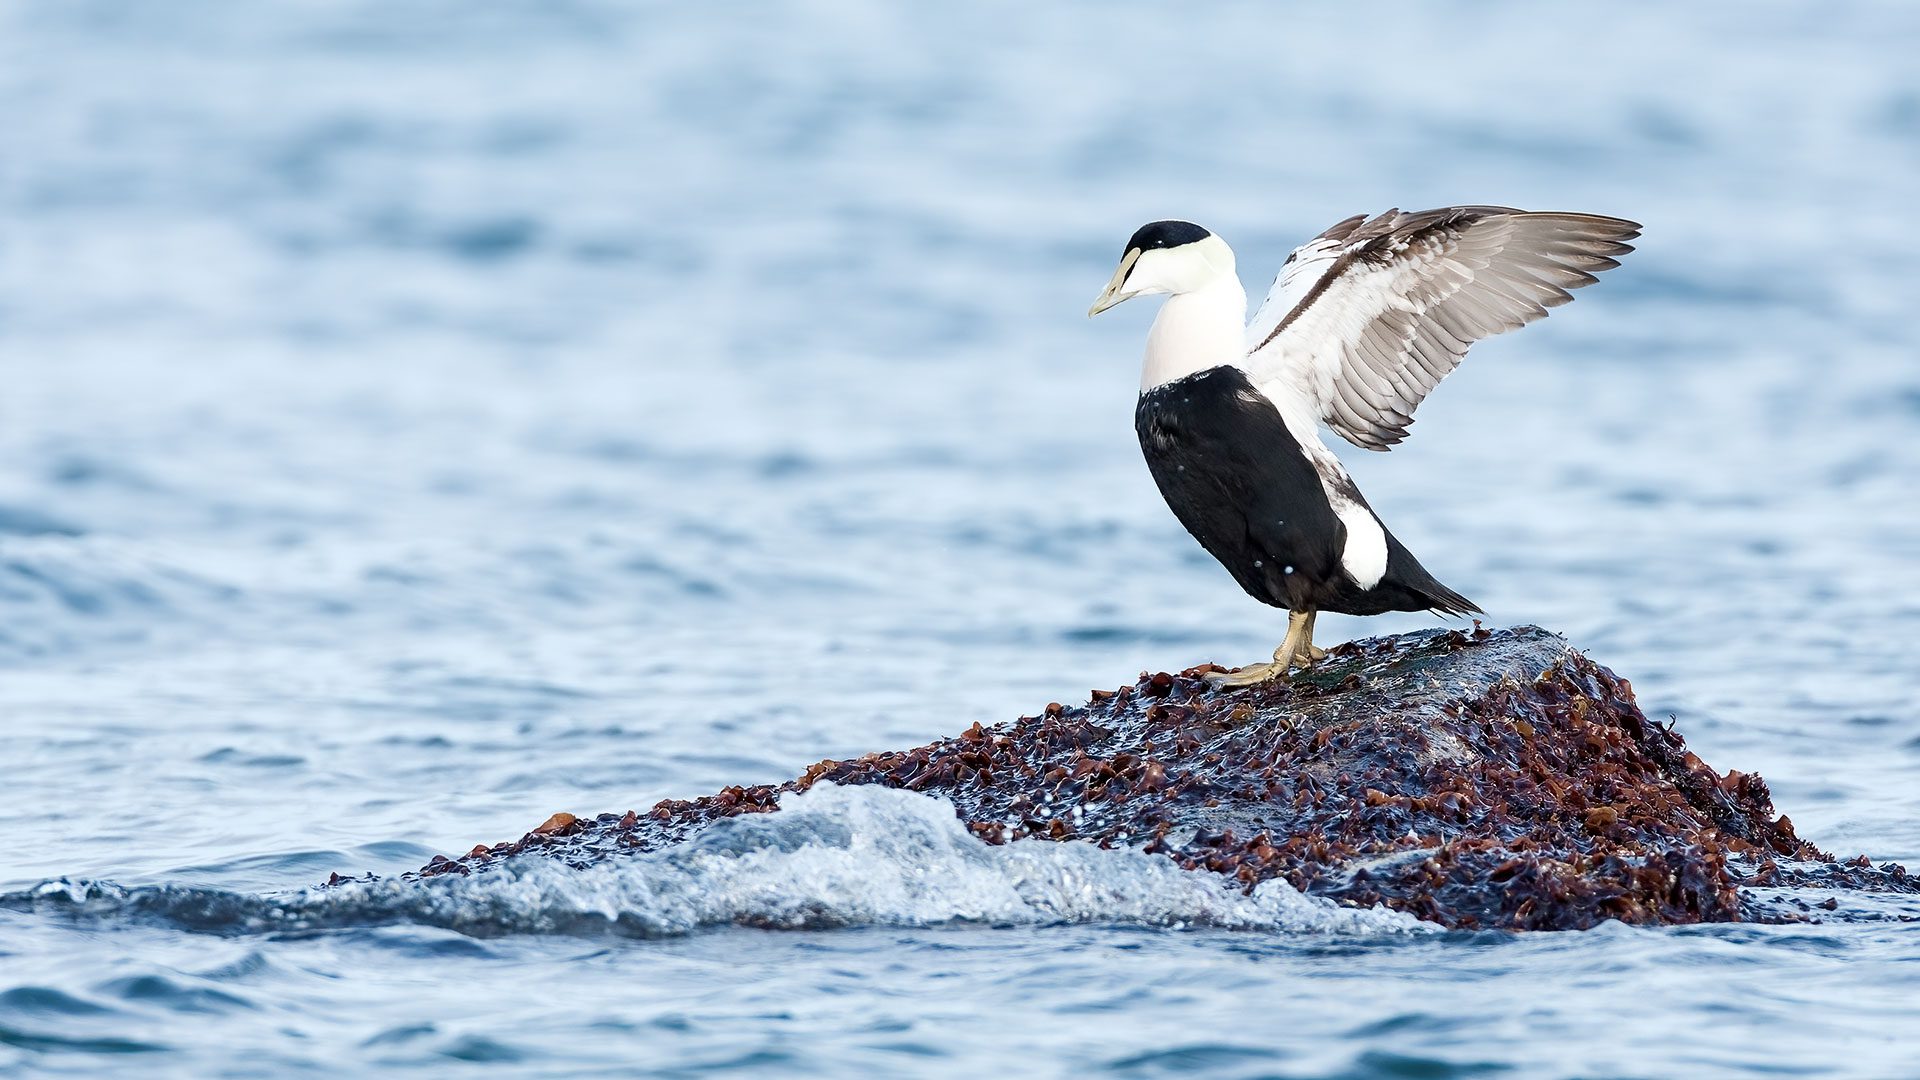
[[12, 785, 1428, 938]]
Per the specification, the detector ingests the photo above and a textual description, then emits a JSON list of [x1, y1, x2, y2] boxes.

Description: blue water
[[4, 1, 1920, 1075]]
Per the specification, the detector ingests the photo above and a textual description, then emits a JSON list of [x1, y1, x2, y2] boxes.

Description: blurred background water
[[3, 1, 1919, 1076]]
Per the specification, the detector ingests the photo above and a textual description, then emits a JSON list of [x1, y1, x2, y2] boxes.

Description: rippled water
[[4, 1, 1919, 1075]]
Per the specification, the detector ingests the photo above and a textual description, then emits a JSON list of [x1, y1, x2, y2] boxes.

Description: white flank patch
[[1331, 500, 1387, 589]]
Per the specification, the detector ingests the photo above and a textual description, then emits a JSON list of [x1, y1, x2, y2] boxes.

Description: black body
[[1134, 365, 1479, 617]]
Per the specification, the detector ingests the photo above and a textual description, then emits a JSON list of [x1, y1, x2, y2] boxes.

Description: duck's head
[[1087, 220, 1236, 316]]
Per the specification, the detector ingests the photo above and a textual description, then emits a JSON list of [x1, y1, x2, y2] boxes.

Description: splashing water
[[9, 786, 1426, 938]]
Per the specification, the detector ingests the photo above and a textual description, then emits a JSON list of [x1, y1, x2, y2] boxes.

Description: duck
[[1087, 206, 1639, 687]]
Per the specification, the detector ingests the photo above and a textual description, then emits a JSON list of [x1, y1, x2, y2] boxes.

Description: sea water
[[3, 2, 1918, 1075]]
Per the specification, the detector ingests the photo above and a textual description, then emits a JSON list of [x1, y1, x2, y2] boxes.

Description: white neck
[[1140, 272, 1248, 390]]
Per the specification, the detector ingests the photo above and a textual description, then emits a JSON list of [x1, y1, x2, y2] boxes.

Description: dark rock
[[413, 626, 1913, 930]]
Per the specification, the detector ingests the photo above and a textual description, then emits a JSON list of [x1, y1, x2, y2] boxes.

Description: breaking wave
[[5, 785, 1425, 938]]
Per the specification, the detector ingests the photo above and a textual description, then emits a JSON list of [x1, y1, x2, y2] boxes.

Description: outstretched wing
[[1243, 206, 1640, 451]]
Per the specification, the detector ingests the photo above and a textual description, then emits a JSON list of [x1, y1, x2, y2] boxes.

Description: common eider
[[1088, 206, 1639, 687]]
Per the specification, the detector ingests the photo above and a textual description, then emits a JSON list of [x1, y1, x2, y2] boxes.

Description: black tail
[[1416, 577, 1482, 618], [1384, 534, 1482, 617]]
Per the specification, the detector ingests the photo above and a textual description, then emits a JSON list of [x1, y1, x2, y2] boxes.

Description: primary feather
[[1243, 206, 1641, 451]]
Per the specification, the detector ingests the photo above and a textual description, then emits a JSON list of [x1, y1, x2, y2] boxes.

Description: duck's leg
[[1292, 610, 1328, 666], [1204, 610, 1310, 689]]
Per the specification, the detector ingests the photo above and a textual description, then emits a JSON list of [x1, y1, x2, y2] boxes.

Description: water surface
[[3, 2, 1918, 1075]]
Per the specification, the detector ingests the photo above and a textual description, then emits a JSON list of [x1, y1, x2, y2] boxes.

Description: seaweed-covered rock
[[414, 626, 1912, 930]]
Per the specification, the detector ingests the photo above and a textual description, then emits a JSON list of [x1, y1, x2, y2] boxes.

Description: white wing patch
[[1243, 232, 1349, 355]]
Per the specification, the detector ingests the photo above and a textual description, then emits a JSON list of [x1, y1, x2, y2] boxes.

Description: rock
[[415, 626, 1913, 930]]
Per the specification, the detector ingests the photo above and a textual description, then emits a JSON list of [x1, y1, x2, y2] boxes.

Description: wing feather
[[1245, 207, 1639, 450]]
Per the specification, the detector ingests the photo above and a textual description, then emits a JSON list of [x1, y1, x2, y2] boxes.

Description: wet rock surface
[[413, 626, 1913, 931]]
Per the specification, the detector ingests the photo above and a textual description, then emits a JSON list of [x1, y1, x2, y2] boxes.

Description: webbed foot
[[1202, 661, 1291, 689], [1204, 610, 1313, 691]]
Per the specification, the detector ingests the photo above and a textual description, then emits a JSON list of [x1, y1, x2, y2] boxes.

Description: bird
[[1087, 206, 1639, 688]]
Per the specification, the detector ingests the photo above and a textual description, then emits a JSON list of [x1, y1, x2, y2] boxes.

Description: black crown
[[1125, 220, 1211, 254]]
